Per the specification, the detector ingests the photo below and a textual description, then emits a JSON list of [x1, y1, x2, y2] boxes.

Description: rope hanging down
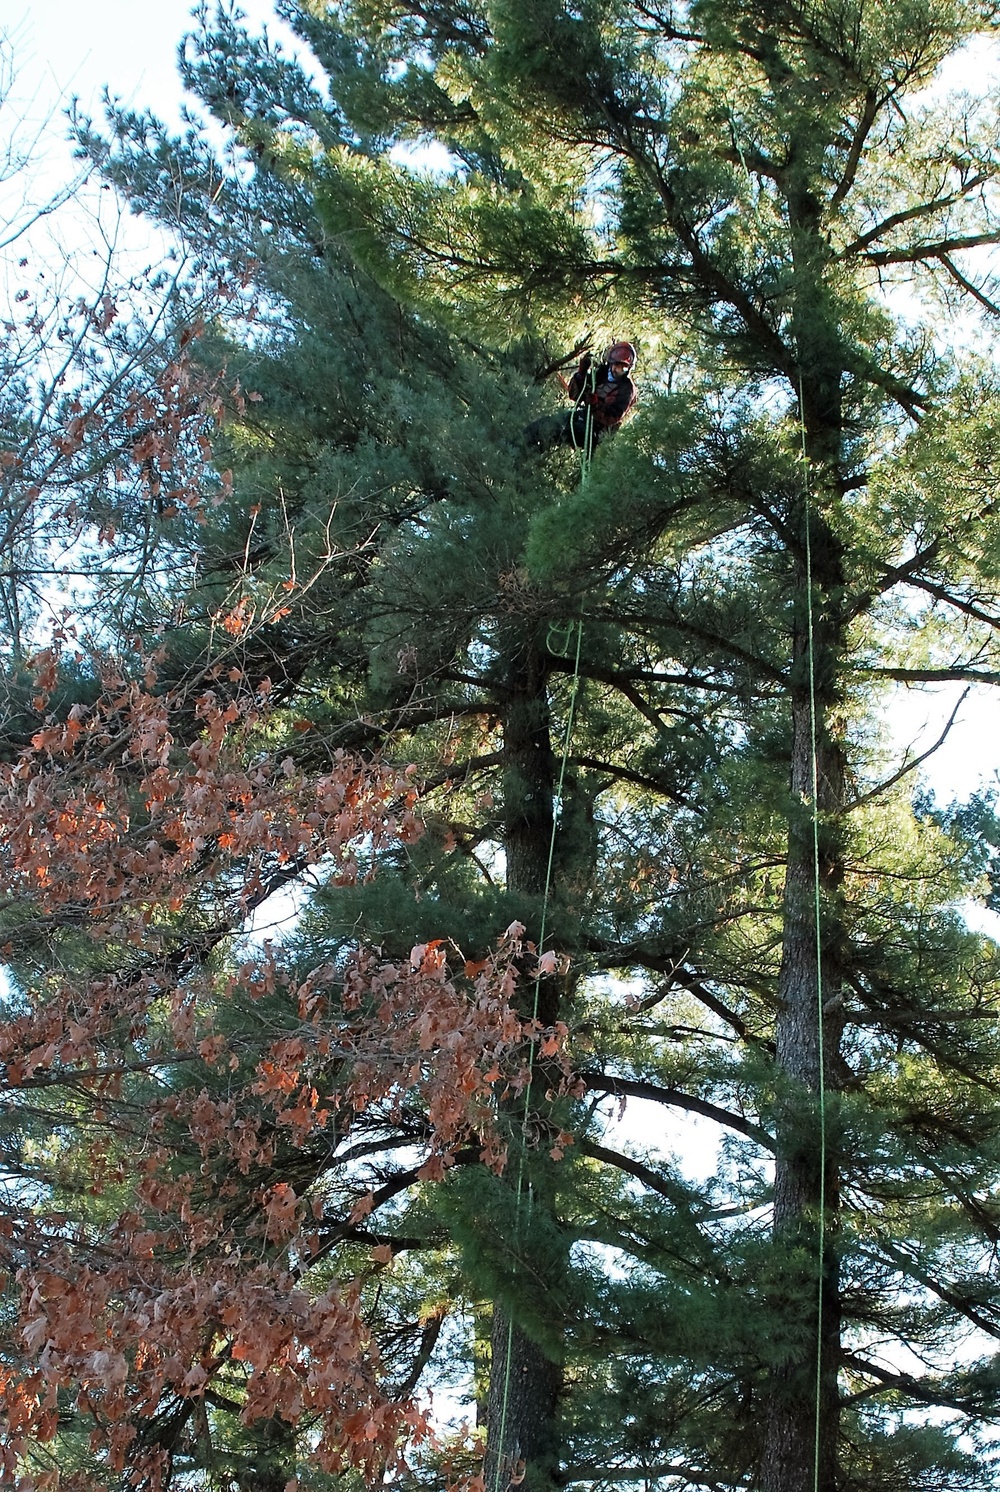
[[494, 349, 590, 1483], [735, 122, 828, 1489], [499, 337, 827, 1492], [569, 362, 596, 475], [492, 618, 584, 1492], [799, 380, 828, 1492]]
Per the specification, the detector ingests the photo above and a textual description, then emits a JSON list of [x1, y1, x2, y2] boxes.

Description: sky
[[0, 0, 312, 268], [2, 0, 1000, 811], [3, 0, 305, 135]]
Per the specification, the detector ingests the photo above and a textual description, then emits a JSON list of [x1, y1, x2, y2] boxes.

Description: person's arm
[[567, 352, 592, 401]]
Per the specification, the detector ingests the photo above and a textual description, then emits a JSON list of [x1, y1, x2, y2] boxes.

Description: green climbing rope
[[799, 385, 827, 1492], [569, 361, 596, 475], [494, 339, 592, 1490], [726, 139, 829, 1482]]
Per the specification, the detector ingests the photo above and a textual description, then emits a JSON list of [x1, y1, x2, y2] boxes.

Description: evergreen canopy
[[6, 2, 1000, 1491]]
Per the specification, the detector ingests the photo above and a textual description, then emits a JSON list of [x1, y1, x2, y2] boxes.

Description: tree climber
[[525, 341, 638, 455]]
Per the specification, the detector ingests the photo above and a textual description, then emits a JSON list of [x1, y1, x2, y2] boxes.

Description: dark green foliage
[[11, 0, 1000, 1488]]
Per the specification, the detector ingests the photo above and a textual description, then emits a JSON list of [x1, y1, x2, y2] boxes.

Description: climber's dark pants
[[524, 407, 599, 455]]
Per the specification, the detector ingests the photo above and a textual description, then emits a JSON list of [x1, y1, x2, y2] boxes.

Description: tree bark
[[483, 629, 565, 1492], [234, 1414, 298, 1491], [760, 673, 844, 1492], [761, 234, 847, 1485], [485, 1303, 563, 1492]]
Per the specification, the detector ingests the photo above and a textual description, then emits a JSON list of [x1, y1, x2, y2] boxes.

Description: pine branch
[[548, 652, 767, 701], [387, 1312, 446, 1397], [838, 177, 996, 257], [864, 1232, 1000, 1344], [310, 1162, 436, 1263], [843, 352, 930, 417], [868, 667, 1000, 684], [828, 91, 882, 210], [893, 567, 1000, 627], [561, 1464, 741, 1490], [417, 751, 505, 795], [912, 1148, 1000, 1245], [847, 539, 941, 617], [577, 1137, 699, 1206], [568, 753, 697, 811], [846, 688, 968, 810], [939, 252, 1000, 317], [581, 1072, 773, 1149], [584, 942, 775, 1053], [842, 1351, 992, 1415], [862, 230, 1000, 267], [607, 610, 788, 685]]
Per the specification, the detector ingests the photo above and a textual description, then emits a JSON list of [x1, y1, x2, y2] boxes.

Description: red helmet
[[605, 340, 637, 370]]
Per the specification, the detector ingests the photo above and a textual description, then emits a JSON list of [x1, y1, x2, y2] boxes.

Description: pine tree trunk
[[483, 631, 564, 1492], [502, 632, 558, 1020], [485, 1306, 563, 1492], [234, 1415, 297, 1491], [761, 470, 845, 1492], [760, 688, 843, 1492]]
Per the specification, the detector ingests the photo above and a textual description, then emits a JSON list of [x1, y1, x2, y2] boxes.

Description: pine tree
[[279, 0, 1000, 1485], [10, 3, 1000, 1490]]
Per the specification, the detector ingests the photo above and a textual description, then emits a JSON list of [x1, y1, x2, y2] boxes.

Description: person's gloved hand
[[578, 351, 592, 372]]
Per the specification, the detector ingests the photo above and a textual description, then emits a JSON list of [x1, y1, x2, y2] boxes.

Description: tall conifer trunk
[[761, 657, 845, 1492], [234, 1417, 298, 1490], [484, 630, 563, 1492], [761, 300, 847, 1490]]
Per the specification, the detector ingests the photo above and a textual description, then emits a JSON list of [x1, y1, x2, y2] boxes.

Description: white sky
[[2, 0, 303, 134]]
